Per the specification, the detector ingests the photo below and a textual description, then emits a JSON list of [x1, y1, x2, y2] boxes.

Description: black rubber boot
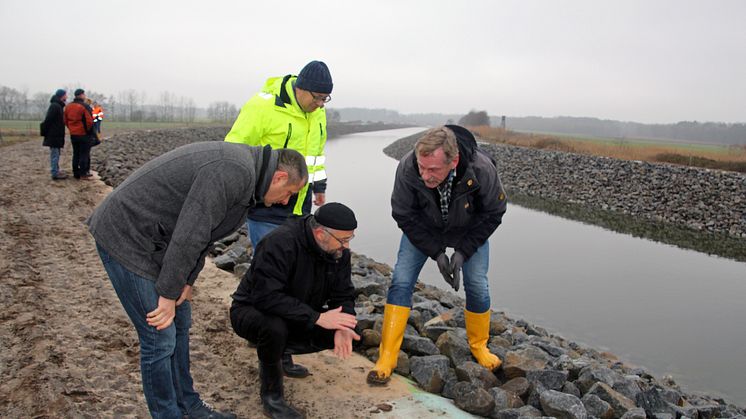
[[260, 360, 304, 419], [282, 354, 310, 378]]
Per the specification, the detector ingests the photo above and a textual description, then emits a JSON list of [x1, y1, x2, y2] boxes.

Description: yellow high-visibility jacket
[[226, 75, 327, 223]]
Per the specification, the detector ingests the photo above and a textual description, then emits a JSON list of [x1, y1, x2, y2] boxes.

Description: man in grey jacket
[[88, 141, 307, 419]]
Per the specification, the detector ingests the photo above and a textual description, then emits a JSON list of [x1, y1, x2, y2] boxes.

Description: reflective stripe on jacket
[[225, 75, 327, 221], [92, 106, 104, 122]]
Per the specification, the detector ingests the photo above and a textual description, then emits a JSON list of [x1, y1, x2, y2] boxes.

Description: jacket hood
[[261, 74, 303, 112], [445, 124, 477, 163], [261, 76, 285, 94], [49, 96, 65, 106]]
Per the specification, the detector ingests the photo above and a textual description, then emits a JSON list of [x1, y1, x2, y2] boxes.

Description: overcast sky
[[2, 0, 744, 124]]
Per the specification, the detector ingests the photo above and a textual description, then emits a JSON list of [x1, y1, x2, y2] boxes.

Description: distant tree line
[[501, 116, 746, 145], [0, 84, 240, 124], [332, 108, 746, 146]]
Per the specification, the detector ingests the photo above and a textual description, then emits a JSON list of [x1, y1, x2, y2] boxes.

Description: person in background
[[63, 88, 94, 179], [225, 60, 333, 246], [41, 89, 68, 180], [230, 203, 359, 419], [367, 125, 508, 385], [92, 101, 104, 135], [88, 141, 308, 419]]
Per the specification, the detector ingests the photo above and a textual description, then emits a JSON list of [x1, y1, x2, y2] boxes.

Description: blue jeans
[[247, 219, 280, 247], [49, 147, 61, 177], [96, 244, 201, 419], [386, 234, 491, 313]]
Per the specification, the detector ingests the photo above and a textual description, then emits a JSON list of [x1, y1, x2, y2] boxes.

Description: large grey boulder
[[581, 394, 613, 419], [490, 387, 524, 412], [585, 382, 636, 418], [501, 377, 530, 397], [436, 330, 473, 367], [402, 335, 439, 356], [409, 355, 451, 393], [526, 369, 569, 391], [452, 381, 496, 416], [503, 346, 551, 379], [455, 361, 500, 390], [539, 389, 588, 419]]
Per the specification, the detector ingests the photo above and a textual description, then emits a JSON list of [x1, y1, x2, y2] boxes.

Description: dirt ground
[[0, 140, 412, 418]]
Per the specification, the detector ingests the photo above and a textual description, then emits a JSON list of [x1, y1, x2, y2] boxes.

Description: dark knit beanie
[[296, 60, 333, 94], [54, 89, 66, 98], [74, 88, 85, 97], [314, 202, 357, 230]]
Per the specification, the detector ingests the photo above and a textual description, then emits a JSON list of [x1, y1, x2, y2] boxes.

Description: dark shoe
[[282, 354, 310, 378], [186, 401, 236, 419], [260, 360, 304, 419], [52, 173, 68, 180]]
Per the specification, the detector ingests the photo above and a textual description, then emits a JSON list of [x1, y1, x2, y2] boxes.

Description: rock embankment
[[384, 132, 746, 240], [208, 230, 746, 418]]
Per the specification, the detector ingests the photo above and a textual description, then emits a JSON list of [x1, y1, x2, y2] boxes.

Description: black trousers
[[71, 137, 91, 178], [230, 304, 335, 363]]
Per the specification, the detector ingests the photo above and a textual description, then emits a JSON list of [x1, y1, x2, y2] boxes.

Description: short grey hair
[[414, 126, 459, 163], [276, 148, 308, 185], [308, 216, 322, 230]]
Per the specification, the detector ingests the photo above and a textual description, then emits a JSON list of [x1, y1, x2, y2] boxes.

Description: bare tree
[[207, 101, 238, 122], [183, 97, 196, 123], [158, 91, 176, 122], [32, 92, 50, 119]]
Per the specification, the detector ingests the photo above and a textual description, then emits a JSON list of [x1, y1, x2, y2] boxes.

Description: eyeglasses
[[310, 92, 332, 103], [323, 228, 354, 245]]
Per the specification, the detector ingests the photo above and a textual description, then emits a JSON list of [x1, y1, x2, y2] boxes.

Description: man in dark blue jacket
[[368, 125, 508, 385], [230, 203, 359, 419], [41, 89, 68, 180]]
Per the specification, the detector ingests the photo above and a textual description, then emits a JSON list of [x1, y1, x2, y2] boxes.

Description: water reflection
[[510, 192, 746, 263]]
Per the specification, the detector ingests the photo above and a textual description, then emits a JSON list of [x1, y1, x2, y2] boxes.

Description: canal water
[[324, 127, 746, 405]]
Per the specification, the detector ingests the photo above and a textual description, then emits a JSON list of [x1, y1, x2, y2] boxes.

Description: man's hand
[[436, 252, 454, 288], [176, 284, 192, 306], [316, 306, 357, 331], [449, 251, 465, 292], [333, 328, 361, 360], [146, 296, 176, 330], [313, 192, 326, 206]]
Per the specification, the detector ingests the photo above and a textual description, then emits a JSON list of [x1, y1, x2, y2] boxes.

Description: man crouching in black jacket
[[230, 203, 360, 419]]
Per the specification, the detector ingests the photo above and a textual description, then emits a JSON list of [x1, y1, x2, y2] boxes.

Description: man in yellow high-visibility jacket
[[225, 60, 332, 246]]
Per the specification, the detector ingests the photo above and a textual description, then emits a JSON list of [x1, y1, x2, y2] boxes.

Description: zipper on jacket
[[283, 123, 292, 148], [319, 123, 324, 139]]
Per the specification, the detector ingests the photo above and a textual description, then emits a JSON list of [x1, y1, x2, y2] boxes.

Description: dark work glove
[[436, 252, 453, 287], [448, 251, 465, 292]]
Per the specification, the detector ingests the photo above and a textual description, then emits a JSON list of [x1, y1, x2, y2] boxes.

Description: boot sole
[[366, 370, 391, 386]]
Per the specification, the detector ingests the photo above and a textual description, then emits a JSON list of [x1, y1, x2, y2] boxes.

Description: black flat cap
[[314, 202, 357, 230]]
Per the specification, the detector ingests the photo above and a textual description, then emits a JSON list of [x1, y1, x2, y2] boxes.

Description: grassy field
[[472, 126, 746, 173], [0, 120, 228, 147]]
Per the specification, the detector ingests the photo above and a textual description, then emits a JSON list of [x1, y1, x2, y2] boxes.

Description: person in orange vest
[[92, 101, 104, 135], [63, 89, 94, 179]]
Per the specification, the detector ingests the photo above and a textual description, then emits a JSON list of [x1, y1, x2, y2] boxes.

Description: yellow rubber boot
[[367, 304, 410, 385], [464, 309, 502, 370]]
